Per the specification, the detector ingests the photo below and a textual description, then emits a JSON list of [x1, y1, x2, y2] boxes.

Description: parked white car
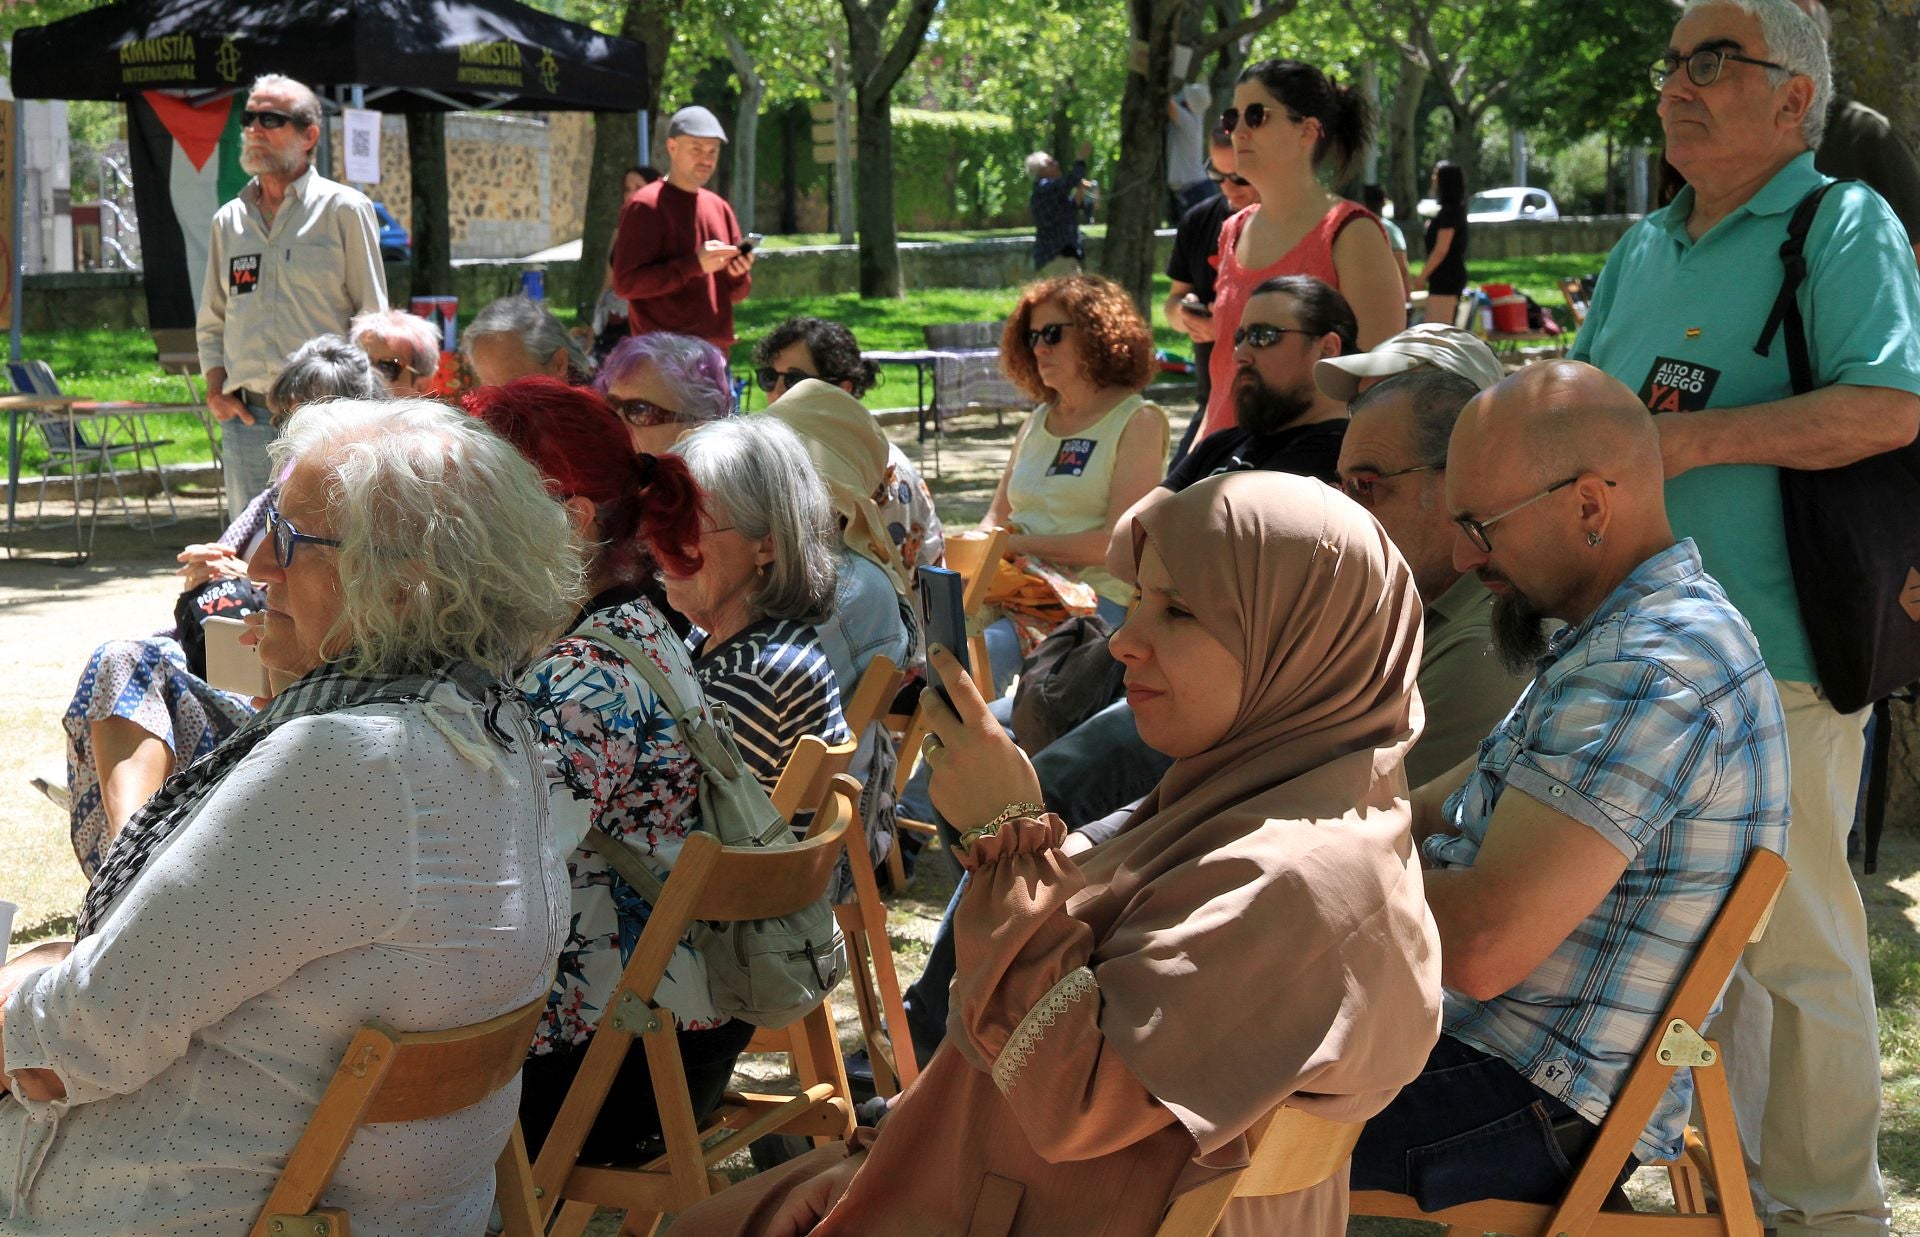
[[1466, 187, 1561, 222]]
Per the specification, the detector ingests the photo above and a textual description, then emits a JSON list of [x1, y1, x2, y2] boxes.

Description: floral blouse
[[519, 591, 722, 1047]]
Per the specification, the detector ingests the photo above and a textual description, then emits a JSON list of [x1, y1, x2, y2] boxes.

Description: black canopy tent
[[13, 0, 649, 113], [6, 0, 647, 335]]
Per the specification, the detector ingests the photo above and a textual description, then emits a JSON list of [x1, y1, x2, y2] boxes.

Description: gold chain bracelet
[[952, 801, 1048, 860]]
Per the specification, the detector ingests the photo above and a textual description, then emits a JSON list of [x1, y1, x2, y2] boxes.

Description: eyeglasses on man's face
[[1342, 464, 1439, 506], [265, 499, 343, 568], [1206, 163, 1251, 187], [241, 109, 296, 130], [1453, 476, 1617, 553], [1232, 323, 1317, 350], [370, 357, 413, 383], [1649, 44, 1790, 92]]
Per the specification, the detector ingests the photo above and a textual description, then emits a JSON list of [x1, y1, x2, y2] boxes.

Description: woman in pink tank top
[[1197, 60, 1405, 443]]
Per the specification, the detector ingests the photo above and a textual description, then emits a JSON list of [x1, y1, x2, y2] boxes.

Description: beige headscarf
[[764, 379, 909, 595], [1071, 470, 1442, 1164]]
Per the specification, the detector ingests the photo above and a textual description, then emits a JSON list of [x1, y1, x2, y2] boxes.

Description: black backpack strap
[[1754, 179, 1854, 395]]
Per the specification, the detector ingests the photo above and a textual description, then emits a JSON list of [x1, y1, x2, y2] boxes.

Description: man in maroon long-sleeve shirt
[[611, 106, 754, 349]]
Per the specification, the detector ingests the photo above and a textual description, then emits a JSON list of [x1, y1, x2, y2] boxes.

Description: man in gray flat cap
[[610, 105, 754, 349]]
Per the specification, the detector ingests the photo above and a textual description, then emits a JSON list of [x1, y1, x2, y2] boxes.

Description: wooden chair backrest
[[1516, 846, 1787, 1230], [1152, 1105, 1365, 1236], [1559, 275, 1590, 327], [945, 526, 1009, 612], [684, 775, 857, 924], [770, 733, 860, 822], [843, 654, 906, 734], [249, 996, 548, 1236]]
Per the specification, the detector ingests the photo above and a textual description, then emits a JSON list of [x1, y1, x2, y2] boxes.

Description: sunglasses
[[1342, 464, 1439, 506], [1205, 163, 1251, 187], [1455, 477, 1616, 553], [756, 365, 817, 393], [1025, 323, 1072, 350], [370, 358, 413, 383], [1232, 323, 1317, 349], [609, 395, 685, 428], [1218, 102, 1300, 136], [241, 109, 297, 130], [265, 499, 343, 568]]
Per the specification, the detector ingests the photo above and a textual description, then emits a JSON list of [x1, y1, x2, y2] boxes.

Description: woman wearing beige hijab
[[671, 470, 1441, 1237]]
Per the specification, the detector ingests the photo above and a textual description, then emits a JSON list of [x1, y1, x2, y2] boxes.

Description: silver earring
[[1586, 531, 1603, 547]]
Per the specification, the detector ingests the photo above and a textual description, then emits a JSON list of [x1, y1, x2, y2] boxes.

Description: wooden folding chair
[[1560, 275, 1591, 329], [249, 996, 549, 1237], [887, 526, 1011, 883], [1152, 1104, 1365, 1236], [843, 653, 906, 735], [769, 733, 859, 823], [1351, 847, 1789, 1237], [531, 777, 862, 1237], [768, 716, 917, 1096]]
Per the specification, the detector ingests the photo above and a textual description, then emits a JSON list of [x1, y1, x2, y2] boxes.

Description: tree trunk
[[852, 87, 902, 297], [830, 33, 855, 246], [1387, 56, 1428, 258], [575, 0, 679, 315], [1447, 105, 1477, 178], [1828, 0, 1920, 147], [841, 0, 939, 298], [405, 112, 452, 299], [721, 29, 764, 236], [1102, 0, 1185, 314]]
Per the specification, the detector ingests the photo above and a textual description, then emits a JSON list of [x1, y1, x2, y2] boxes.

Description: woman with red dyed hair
[[465, 377, 751, 1163]]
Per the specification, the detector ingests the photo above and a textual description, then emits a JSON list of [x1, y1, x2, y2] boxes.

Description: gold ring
[[922, 733, 945, 756]]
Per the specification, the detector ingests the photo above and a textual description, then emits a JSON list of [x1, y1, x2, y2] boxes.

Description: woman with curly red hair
[[979, 274, 1168, 683], [465, 377, 754, 1163]]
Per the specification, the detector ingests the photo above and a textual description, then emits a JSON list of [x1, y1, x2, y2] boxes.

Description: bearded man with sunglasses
[[1569, 3, 1920, 1228], [196, 74, 387, 517]]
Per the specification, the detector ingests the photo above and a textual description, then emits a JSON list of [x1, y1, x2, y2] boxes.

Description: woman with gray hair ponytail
[[663, 415, 851, 791]]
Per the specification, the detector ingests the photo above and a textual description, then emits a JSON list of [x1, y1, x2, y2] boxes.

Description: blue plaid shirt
[[1425, 539, 1788, 1163]]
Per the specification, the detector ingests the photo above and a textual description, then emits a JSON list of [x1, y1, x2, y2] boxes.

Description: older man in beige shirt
[[196, 73, 386, 513]]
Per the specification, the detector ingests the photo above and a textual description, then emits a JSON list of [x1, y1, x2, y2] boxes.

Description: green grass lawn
[[4, 249, 1610, 475]]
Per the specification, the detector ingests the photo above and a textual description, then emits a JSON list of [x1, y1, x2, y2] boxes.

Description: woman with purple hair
[[594, 330, 736, 454]]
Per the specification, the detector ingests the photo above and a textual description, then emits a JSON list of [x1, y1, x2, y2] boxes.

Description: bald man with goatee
[[1352, 362, 1791, 1210]]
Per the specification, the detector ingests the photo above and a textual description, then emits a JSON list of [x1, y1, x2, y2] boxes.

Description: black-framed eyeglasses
[[241, 109, 296, 130], [370, 357, 413, 383], [1342, 464, 1439, 505], [1454, 476, 1616, 553], [1232, 323, 1316, 349], [1025, 322, 1072, 350], [609, 396, 685, 428], [756, 365, 818, 393], [1205, 162, 1251, 187], [265, 499, 343, 567], [1218, 102, 1300, 136], [1650, 45, 1790, 92]]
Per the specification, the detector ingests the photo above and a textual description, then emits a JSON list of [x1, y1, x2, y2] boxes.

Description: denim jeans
[[1351, 1035, 1619, 1213], [220, 414, 279, 517], [1032, 699, 1173, 830]]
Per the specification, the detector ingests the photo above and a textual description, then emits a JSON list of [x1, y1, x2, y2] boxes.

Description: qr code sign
[[351, 131, 372, 158]]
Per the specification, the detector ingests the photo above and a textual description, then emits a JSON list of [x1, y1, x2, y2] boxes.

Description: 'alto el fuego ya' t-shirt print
[[229, 254, 261, 296], [1639, 356, 1721, 413], [1048, 437, 1099, 477]]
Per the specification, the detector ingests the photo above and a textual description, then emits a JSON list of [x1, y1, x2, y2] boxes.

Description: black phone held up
[[1183, 299, 1213, 318], [916, 565, 971, 708], [739, 233, 765, 255]]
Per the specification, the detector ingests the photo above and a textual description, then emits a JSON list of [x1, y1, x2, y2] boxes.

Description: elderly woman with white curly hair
[[0, 398, 579, 1235]]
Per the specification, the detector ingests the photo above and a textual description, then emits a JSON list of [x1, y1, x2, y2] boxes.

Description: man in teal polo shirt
[[1571, 1, 1920, 1231]]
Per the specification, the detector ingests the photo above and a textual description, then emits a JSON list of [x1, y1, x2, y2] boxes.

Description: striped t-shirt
[[690, 618, 851, 792]]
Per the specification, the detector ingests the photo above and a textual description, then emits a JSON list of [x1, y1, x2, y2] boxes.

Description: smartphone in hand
[[1182, 298, 1213, 318], [916, 565, 972, 709], [738, 233, 765, 255]]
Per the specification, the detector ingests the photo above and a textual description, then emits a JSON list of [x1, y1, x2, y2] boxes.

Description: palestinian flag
[[127, 91, 248, 331]]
